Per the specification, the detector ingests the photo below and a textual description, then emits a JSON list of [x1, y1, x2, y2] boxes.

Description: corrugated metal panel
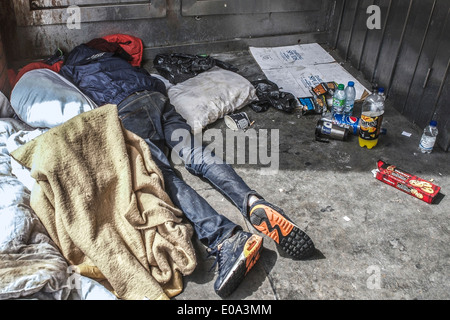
[[402, 1, 450, 123], [433, 57, 450, 152], [331, 0, 450, 151]]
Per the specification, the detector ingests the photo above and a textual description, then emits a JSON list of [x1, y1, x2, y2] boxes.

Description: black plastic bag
[[153, 53, 238, 84], [249, 79, 297, 113]]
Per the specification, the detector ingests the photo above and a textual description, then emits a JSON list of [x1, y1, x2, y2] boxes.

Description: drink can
[[224, 112, 251, 131], [332, 114, 360, 135], [316, 120, 349, 142]]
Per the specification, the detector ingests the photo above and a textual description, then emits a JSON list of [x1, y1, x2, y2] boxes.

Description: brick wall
[[0, 32, 11, 98]]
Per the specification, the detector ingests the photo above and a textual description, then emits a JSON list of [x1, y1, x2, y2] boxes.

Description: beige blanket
[[11, 104, 197, 300]]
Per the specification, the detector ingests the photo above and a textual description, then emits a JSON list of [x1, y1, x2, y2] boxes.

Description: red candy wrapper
[[374, 160, 441, 204]]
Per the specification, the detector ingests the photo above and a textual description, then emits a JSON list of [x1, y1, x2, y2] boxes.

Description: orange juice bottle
[[359, 88, 385, 149]]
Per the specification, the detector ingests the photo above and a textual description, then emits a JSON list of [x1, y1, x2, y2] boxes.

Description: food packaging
[[374, 160, 441, 204]]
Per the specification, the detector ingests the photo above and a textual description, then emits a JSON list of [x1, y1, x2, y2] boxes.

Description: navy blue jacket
[[60, 44, 167, 106]]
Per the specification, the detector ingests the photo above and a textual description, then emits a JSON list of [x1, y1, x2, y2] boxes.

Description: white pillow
[[168, 67, 257, 131], [10, 69, 97, 129]]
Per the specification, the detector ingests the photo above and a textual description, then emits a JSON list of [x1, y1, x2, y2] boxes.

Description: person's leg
[[117, 91, 238, 250], [117, 91, 264, 297], [149, 144, 240, 250], [161, 100, 261, 216], [161, 99, 315, 259]]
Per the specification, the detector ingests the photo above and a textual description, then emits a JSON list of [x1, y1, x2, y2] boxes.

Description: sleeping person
[[56, 40, 316, 298]]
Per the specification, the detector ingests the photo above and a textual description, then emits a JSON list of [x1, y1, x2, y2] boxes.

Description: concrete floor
[[148, 46, 450, 300]]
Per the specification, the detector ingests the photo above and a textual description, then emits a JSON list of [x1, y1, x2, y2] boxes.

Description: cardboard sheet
[[250, 44, 369, 100]]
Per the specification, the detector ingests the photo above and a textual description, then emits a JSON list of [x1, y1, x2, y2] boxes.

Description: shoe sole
[[216, 235, 263, 298], [250, 205, 315, 259]]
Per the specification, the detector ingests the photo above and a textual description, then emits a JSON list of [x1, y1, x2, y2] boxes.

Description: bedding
[[167, 66, 258, 131], [0, 118, 117, 300], [9, 61, 64, 89], [2, 33, 258, 299], [10, 69, 97, 129], [11, 104, 197, 300]]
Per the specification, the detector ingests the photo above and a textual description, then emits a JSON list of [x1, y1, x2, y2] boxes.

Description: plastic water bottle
[[419, 121, 438, 154], [359, 87, 385, 149], [332, 84, 346, 118], [344, 81, 356, 116]]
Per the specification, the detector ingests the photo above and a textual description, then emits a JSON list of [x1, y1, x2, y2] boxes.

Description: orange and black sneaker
[[248, 200, 315, 259], [213, 231, 263, 298]]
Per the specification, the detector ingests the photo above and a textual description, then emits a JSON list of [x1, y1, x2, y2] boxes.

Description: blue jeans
[[117, 91, 260, 250]]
